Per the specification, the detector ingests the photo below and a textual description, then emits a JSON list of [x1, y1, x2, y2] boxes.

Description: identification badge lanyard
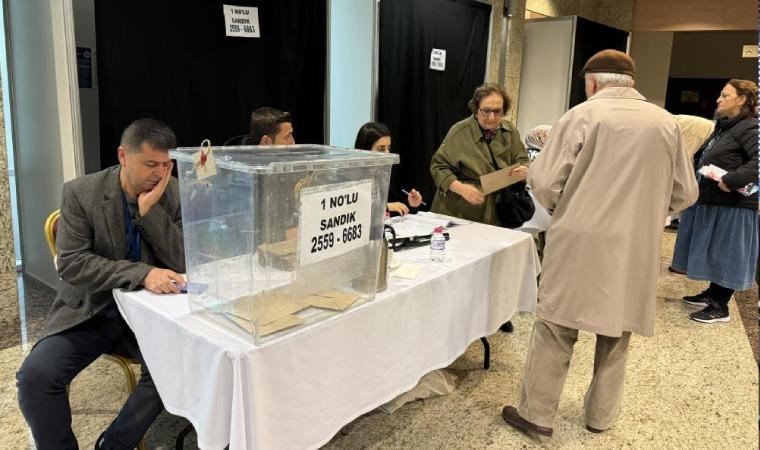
[[696, 131, 722, 181]]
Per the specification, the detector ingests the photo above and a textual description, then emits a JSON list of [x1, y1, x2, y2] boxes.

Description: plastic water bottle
[[430, 226, 446, 262]]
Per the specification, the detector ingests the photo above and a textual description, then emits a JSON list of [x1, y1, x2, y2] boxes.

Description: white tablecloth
[[113, 222, 540, 450]]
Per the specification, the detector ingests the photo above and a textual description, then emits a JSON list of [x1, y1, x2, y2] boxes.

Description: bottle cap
[[434, 226, 444, 233]]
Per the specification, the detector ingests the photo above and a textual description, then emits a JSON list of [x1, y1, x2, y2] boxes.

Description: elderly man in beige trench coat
[[501, 50, 699, 437]]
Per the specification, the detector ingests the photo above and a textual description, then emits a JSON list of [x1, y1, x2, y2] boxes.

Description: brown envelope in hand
[[480, 164, 521, 195]]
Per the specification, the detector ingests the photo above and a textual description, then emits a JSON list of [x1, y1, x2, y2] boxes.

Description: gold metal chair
[[45, 210, 146, 450]]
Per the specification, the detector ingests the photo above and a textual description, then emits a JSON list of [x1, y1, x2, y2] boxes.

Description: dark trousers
[[16, 302, 163, 450]]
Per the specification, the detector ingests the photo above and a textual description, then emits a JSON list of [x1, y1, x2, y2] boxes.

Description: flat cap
[[580, 49, 635, 77]]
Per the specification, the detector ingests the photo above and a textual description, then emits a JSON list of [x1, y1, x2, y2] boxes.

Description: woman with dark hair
[[355, 122, 391, 152], [355, 122, 423, 215], [672, 79, 759, 324], [429, 83, 529, 226]]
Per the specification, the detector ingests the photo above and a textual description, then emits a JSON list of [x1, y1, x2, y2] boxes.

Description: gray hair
[[586, 72, 634, 89]]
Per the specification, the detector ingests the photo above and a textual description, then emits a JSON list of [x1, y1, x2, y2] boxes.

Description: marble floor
[[0, 231, 757, 449]]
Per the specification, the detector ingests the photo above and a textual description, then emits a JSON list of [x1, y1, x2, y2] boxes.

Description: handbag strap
[[484, 138, 501, 171]]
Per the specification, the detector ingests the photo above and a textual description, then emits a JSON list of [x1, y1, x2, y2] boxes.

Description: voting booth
[[171, 145, 398, 344]]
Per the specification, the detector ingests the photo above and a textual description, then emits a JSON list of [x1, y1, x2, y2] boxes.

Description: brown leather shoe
[[501, 405, 553, 437]]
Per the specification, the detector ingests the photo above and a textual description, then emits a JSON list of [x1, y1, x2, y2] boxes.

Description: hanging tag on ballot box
[[192, 139, 217, 180]]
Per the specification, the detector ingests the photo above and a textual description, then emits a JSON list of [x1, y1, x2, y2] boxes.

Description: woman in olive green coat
[[430, 84, 530, 226]]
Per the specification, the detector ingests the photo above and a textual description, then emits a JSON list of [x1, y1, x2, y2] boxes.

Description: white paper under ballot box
[[170, 145, 398, 344]]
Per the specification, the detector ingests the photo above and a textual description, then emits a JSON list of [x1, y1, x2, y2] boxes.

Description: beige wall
[[507, 1, 634, 125], [526, 0, 634, 31], [669, 31, 757, 80], [629, 32, 674, 107], [525, 10, 547, 19], [633, 0, 756, 31]]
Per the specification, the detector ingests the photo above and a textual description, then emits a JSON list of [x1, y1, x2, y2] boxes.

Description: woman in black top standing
[[672, 79, 759, 324]]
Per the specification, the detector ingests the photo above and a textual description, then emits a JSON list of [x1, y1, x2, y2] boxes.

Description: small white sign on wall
[[223, 5, 260, 38], [741, 45, 758, 58], [429, 48, 446, 71]]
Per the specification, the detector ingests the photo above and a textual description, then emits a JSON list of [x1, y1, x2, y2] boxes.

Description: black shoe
[[500, 321, 514, 333], [682, 292, 710, 307], [501, 405, 553, 437], [689, 302, 729, 324]]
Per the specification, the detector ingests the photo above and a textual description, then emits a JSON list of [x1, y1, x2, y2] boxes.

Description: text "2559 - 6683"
[[310, 224, 363, 253]]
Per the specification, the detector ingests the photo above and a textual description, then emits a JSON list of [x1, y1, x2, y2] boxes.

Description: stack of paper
[[416, 211, 470, 226], [389, 213, 467, 239]]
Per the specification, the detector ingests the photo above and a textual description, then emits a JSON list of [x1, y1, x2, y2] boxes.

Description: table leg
[[480, 337, 490, 370], [175, 423, 194, 450]]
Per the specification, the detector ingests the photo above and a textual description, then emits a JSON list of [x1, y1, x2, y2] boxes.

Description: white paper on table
[[417, 211, 471, 226], [391, 263, 424, 279], [390, 215, 447, 238], [404, 214, 450, 229]]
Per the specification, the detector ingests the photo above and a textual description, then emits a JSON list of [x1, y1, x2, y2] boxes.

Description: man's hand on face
[[138, 162, 173, 217], [142, 268, 185, 294]]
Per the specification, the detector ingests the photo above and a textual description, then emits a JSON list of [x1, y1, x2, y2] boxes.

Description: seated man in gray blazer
[[16, 118, 186, 450]]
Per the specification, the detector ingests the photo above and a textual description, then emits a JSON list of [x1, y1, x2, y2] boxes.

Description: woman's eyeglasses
[[478, 108, 504, 117]]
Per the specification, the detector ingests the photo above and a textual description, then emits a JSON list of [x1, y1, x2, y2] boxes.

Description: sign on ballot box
[[299, 181, 372, 266]]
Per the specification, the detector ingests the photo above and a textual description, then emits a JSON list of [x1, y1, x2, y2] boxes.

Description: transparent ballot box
[[170, 145, 398, 344]]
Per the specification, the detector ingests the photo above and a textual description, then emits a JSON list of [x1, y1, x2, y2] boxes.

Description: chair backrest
[[223, 134, 252, 146], [44, 209, 61, 259]]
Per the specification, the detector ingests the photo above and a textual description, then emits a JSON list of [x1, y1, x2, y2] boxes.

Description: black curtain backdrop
[[378, 0, 491, 204], [95, 0, 326, 168]]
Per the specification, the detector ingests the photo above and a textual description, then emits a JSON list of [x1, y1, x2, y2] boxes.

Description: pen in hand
[[401, 189, 427, 207]]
